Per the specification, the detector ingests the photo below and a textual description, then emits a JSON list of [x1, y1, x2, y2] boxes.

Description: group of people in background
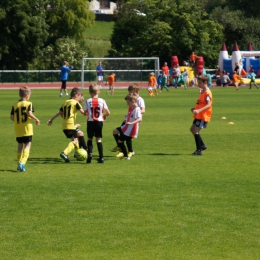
[[217, 62, 259, 90]]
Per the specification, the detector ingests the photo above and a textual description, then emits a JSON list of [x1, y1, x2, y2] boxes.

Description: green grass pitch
[[0, 87, 260, 259]]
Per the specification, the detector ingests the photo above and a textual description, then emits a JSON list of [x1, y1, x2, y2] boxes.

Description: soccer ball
[[75, 148, 88, 161]]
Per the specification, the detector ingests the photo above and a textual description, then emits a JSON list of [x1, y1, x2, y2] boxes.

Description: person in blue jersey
[[59, 61, 71, 97], [96, 61, 104, 89]]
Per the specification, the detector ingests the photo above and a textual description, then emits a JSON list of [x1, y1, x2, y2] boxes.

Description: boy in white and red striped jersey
[[84, 83, 110, 164], [112, 84, 145, 158], [116, 93, 142, 160]]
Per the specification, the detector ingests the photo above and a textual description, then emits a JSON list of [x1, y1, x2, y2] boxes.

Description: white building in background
[[90, 0, 117, 14]]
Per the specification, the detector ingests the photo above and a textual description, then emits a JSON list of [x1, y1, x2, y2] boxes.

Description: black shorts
[[193, 119, 208, 129], [87, 121, 103, 139], [63, 130, 78, 139], [61, 80, 67, 89], [118, 127, 132, 142], [16, 136, 32, 143]]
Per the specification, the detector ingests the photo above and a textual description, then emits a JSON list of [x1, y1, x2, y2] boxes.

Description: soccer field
[[1, 87, 260, 259]]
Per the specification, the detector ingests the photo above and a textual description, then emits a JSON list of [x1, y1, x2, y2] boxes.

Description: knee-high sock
[[194, 134, 202, 151], [126, 139, 133, 153], [79, 136, 87, 150], [87, 140, 93, 157], [97, 142, 103, 158], [113, 134, 119, 146], [64, 142, 75, 155], [118, 143, 128, 157], [200, 135, 205, 147], [17, 152, 22, 162], [20, 148, 30, 165]]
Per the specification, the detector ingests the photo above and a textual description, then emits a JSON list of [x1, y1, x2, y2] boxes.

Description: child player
[[190, 75, 212, 155], [117, 93, 142, 160], [74, 94, 88, 156], [106, 72, 115, 95], [157, 72, 162, 92], [233, 70, 240, 90], [160, 70, 169, 92], [10, 86, 40, 172], [111, 83, 145, 158], [84, 83, 110, 164], [47, 87, 85, 162], [147, 72, 158, 96], [249, 69, 259, 89]]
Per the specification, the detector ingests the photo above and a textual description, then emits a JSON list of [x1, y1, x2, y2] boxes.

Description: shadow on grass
[[28, 155, 116, 164], [148, 153, 183, 156], [28, 157, 65, 164], [0, 169, 19, 173]]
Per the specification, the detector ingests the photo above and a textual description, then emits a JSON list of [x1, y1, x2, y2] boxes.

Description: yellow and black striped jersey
[[10, 100, 34, 137], [60, 99, 82, 130]]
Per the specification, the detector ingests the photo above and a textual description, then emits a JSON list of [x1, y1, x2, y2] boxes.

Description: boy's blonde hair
[[70, 87, 82, 98], [89, 83, 99, 95], [198, 75, 209, 83], [128, 83, 140, 94], [19, 86, 31, 98], [150, 72, 154, 76]]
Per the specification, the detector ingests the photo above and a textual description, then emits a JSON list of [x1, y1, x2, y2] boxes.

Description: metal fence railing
[[0, 70, 155, 84], [0, 69, 217, 84]]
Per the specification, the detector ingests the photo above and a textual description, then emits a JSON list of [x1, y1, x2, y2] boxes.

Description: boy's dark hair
[[19, 86, 31, 98], [70, 87, 82, 98]]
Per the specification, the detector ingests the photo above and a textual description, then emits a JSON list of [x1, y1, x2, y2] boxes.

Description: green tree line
[[0, 0, 94, 69], [109, 0, 260, 68], [1, 0, 260, 69]]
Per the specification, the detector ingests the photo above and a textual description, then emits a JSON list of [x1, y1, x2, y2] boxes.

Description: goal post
[[81, 57, 160, 89]]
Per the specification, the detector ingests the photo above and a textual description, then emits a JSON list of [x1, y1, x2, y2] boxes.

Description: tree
[[45, 0, 95, 43], [32, 37, 90, 69], [0, 0, 48, 69], [210, 7, 260, 51], [0, 0, 95, 69], [109, 0, 224, 68]]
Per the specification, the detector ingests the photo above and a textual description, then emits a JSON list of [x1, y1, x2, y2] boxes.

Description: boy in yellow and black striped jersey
[[10, 86, 40, 172], [47, 87, 85, 162]]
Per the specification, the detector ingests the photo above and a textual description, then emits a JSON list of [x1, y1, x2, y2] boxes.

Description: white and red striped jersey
[[121, 106, 142, 138], [124, 95, 145, 121], [84, 97, 109, 121]]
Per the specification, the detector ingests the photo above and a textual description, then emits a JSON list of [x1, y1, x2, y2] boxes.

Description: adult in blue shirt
[[60, 61, 71, 97], [96, 61, 103, 88]]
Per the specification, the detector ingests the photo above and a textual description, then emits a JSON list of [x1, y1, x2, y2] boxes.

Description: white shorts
[[147, 86, 154, 91], [97, 76, 103, 81]]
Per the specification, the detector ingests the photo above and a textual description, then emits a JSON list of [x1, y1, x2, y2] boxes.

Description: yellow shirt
[[11, 100, 34, 137], [60, 99, 82, 130]]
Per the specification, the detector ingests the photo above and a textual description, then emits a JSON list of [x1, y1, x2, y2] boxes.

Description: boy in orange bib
[[190, 75, 212, 155]]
